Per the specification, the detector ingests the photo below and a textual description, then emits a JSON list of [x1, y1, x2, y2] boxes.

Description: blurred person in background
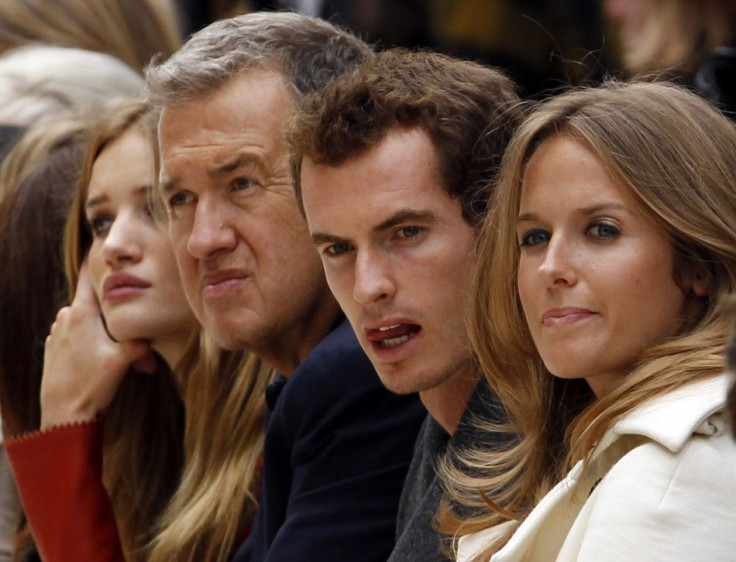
[[0, 45, 145, 127], [604, 0, 736, 115], [0, 0, 182, 72]]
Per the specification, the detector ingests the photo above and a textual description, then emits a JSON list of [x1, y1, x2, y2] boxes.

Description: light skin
[[158, 68, 339, 375], [41, 126, 196, 429], [86, 126, 194, 361], [516, 135, 704, 397], [301, 127, 478, 433]]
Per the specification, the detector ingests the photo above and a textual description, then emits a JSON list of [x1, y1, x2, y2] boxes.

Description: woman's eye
[[397, 226, 422, 239], [588, 222, 620, 239], [519, 229, 549, 247], [89, 216, 113, 237]]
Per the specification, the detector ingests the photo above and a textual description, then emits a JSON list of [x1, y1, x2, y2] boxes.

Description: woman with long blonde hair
[[442, 81, 736, 561]]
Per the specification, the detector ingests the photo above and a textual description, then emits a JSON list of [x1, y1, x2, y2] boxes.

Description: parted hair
[[287, 48, 522, 227], [145, 11, 373, 109], [440, 81, 736, 560]]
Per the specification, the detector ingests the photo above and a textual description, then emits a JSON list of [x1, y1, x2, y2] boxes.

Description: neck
[[258, 294, 342, 377], [152, 329, 193, 373], [420, 362, 480, 435]]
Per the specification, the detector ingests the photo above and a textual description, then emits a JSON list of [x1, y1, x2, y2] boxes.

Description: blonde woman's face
[[515, 136, 691, 397], [85, 126, 195, 347]]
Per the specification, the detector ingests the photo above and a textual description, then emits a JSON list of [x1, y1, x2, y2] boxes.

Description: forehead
[[157, 69, 293, 177], [520, 136, 625, 206], [88, 127, 153, 198], [302, 128, 461, 230]]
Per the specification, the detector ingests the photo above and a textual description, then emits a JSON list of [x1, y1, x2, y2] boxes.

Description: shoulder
[[275, 318, 425, 446], [573, 428, 736, 560]]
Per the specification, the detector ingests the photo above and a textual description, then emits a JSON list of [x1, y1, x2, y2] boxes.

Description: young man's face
[[302, 127, 478, 395], [158, 69, 338, 372]]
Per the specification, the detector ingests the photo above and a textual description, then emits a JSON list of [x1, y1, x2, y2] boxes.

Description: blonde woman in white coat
[[440, 81, 736, 562]]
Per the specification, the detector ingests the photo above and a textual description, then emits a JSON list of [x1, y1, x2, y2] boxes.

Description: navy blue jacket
[[233, 318, 426, 562]]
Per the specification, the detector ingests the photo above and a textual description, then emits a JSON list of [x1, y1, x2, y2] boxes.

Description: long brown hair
[[441, 81, 736, 559]]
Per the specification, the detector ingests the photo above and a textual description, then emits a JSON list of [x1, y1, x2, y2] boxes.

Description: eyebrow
[[160, 153, 264, 194], [310, 208, 438, 246], [517, 202, 629, 223], [85, 185, 151, 210]]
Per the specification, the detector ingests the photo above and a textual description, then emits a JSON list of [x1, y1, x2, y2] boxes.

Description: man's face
[[158, 69, 337, 368], [301, 128, 477, 394]]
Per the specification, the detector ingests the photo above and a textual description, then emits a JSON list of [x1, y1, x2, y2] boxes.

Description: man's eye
[[325, 242, 352, 256], [232, 178, 258, 191], [397, 226, 422, 239], [519, 229, 550, 247], [169, 191, 194, 208]]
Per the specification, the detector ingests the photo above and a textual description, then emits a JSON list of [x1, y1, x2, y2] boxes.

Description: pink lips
[[102, 272, 150, 300], [541, 307, 594, 326]]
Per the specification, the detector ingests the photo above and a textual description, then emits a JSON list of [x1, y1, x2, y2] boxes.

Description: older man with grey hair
[[146, 12, 425, 562]]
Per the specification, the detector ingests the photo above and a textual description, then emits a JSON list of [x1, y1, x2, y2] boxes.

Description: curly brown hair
[[287, 48, 523, 227]]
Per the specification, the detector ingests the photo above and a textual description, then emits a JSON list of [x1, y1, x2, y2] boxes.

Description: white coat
[[457, 375, 736, 562]]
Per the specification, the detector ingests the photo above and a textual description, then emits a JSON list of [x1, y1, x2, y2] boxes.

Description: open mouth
[[369, 323, 421, 348]]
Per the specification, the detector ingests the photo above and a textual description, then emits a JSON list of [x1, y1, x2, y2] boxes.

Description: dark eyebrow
[[374, 209, 438, 232], [517, 202, 629, 223], [310, 208, 438, 247], [311, 232, 346, 246]]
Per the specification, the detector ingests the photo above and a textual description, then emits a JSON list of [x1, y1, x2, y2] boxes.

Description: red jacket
[[5, 420, 124, 561]]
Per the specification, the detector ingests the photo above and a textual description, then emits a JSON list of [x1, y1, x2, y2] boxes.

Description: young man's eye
[[397, 226, 422, 239], [325, 242, 352, 256], [519, 229, 549, 247]]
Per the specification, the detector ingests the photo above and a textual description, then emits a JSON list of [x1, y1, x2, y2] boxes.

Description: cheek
[[515, 259, 536, 318], [86, 245, 106, 299], [324, 266, 355, 308]]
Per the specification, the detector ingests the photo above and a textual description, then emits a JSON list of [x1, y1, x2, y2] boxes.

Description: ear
[[688, 268, 710, 298]]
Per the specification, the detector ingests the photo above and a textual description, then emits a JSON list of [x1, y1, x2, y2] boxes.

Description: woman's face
[[604, 0, 654, 64], [85, 126, 195, 348], [515, 135, 692, 397]]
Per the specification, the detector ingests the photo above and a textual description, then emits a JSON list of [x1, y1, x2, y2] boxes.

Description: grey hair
[[145, 11, 372, 108]]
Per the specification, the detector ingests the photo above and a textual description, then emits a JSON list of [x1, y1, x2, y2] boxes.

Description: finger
[[72, 260, 100, 309]]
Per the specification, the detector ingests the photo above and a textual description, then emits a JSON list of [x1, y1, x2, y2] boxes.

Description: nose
[[353, 249, 396, 306], [186, 195, 238, 260], [538, 234, 578, 287], [102, 214, 143, 265]]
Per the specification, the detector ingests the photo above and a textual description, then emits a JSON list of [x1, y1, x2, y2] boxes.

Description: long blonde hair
[[148, 333, 272, 562], [440, 81, 736, 559]]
